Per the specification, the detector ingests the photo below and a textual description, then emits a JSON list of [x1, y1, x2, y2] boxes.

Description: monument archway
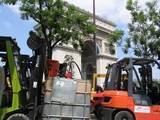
[[82, 40, 100, 80]]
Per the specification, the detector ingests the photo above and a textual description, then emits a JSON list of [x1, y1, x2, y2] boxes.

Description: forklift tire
[[7, 113, 29, 120], [114, 111, 134, 120]]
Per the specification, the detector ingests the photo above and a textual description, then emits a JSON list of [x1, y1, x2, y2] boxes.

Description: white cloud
[[65, 0, 131, 27], [66, 0, 160, 30], [6, 2, 20, 14], [6, 0, 160, 30], [101, 0, 131, 25]]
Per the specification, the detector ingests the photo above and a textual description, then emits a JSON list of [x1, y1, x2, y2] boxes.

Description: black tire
[[114, 111, 134, 120], [7, 113, 29, 120], [94, 105, 103, 120]]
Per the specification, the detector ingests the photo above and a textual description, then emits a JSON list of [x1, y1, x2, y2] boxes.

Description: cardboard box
[[45, 77, 53, 96], [76, 80, 91, 93]]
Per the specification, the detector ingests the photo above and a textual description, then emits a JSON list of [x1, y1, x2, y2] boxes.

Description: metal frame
[[105, 57, 160, 96], [0, 37, 22, 120]]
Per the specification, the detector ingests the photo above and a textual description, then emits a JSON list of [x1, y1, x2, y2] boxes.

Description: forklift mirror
[[27, 31, 43, 50]]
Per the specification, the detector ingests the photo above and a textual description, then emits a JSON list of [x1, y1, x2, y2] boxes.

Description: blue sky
[[0, 0, 157, 58], [0, 5, 35, 55]]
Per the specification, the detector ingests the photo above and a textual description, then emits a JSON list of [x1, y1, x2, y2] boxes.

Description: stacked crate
[[42, 77, 91, 120]]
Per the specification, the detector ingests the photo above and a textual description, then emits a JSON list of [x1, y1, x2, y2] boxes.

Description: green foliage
[[1, 0, 95, 58], [125, 0, 160, 59], [108, 29, 124, 44], [108, 29, 124, 53]]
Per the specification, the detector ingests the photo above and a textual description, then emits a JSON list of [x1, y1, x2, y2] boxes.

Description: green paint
[[0, 40, 22, 120]]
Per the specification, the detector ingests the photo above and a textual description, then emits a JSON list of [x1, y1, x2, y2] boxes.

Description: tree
[[0, 0, 95, 59], [108, 29, 124, 54], [125, 0, 160, 58]]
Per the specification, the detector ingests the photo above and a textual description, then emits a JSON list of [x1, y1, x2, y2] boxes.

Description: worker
[[96, 85, 103, 93]]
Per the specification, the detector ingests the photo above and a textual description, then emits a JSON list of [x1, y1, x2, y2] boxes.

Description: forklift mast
[[26, 32, 46, 119]]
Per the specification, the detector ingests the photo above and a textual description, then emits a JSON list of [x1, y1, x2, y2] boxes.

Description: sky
[[0, 0, 159, 58], [0, 4, 35, 55]]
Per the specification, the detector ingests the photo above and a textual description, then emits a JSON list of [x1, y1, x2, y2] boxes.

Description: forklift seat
[[133, 94, 152, 106]]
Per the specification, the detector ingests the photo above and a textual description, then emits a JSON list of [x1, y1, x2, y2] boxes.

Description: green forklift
[[0, 36, 30, 120], [0, 35, 46, 120]]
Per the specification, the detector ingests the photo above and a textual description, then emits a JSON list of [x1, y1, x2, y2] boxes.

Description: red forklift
[[92, 58, 160, 120]]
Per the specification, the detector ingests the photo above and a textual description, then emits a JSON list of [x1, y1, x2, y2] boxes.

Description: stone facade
[[52, 11, 117, 86]]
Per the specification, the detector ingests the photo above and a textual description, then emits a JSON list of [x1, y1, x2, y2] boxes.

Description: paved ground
[[90, 114, 97, 120]]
